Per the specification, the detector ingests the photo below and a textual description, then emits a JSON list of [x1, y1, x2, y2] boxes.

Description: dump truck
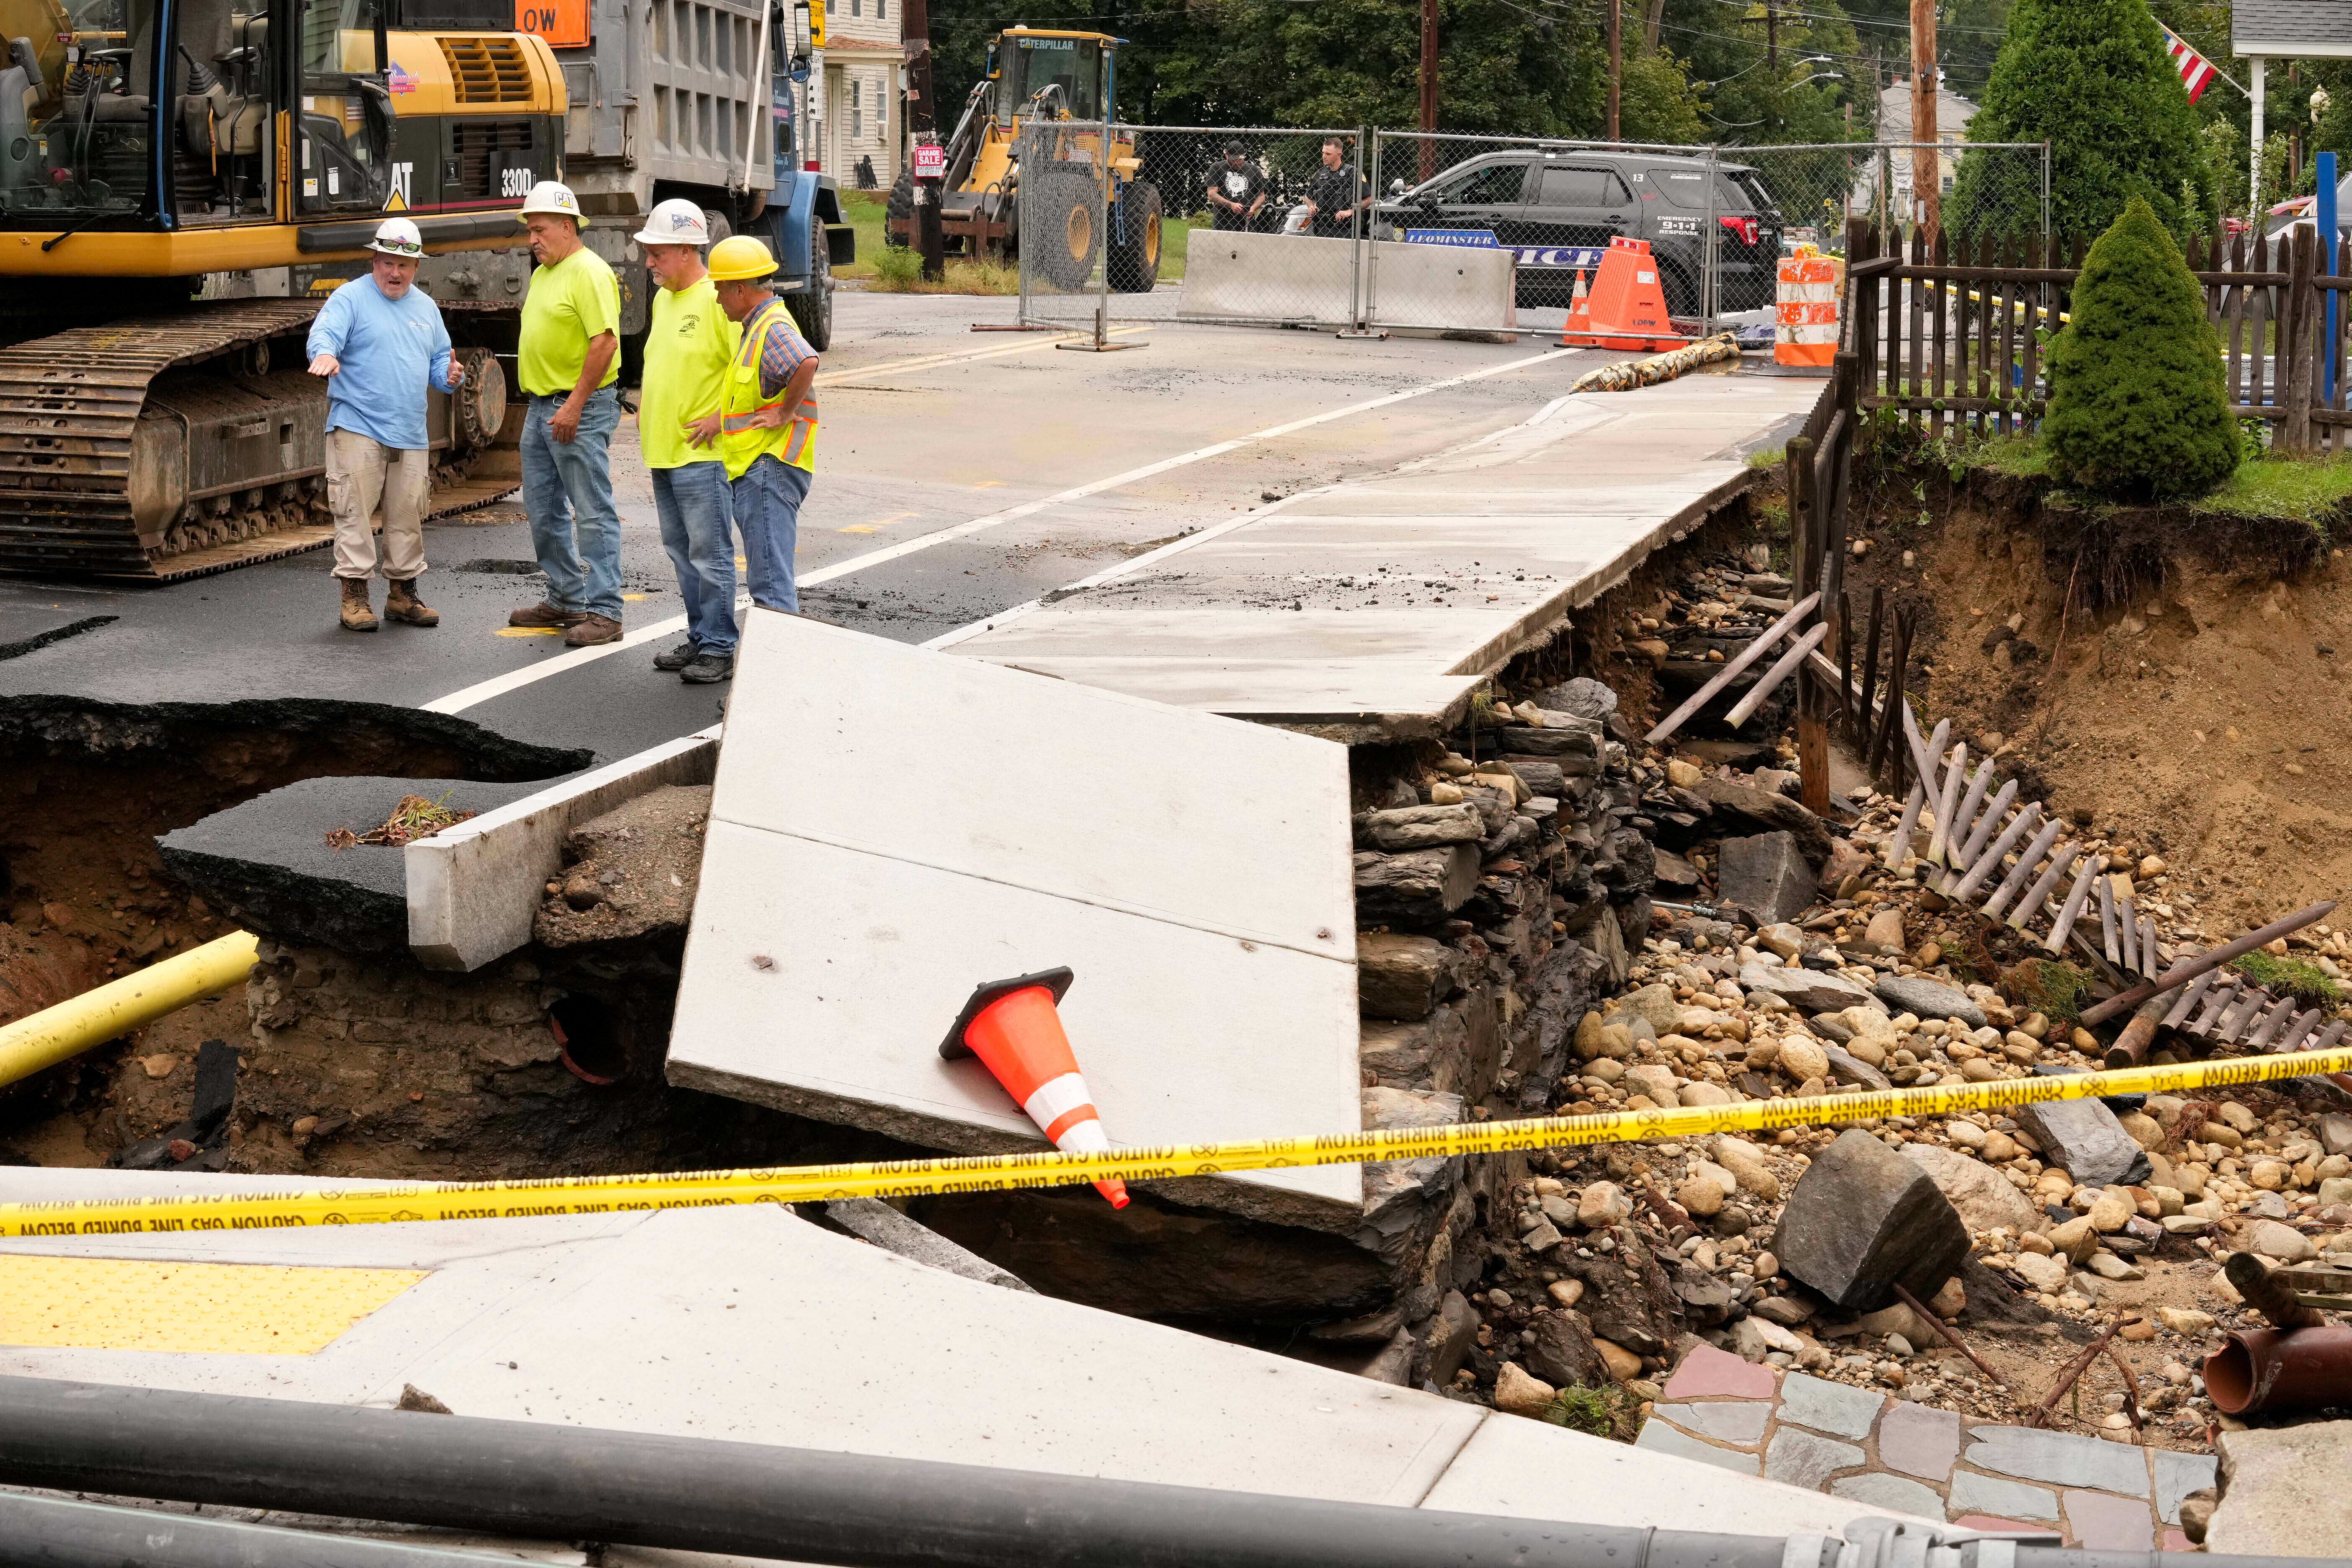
[[0, 0, 848, 581], [883, 27, 1159, 291]]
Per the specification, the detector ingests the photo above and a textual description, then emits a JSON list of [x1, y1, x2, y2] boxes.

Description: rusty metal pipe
[[2203, 1326, 2352, 1416], [2102, 993, 2170, 1070], [2079, 900, 2338, 1027]]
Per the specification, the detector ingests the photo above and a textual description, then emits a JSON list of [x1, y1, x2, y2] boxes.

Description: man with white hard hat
[[706, 235, 819, 629], [633, 199, 741, 685], [510, 180, 628, 648], [305, 215, 463, 634]]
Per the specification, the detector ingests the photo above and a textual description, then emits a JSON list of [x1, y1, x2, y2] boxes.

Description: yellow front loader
[[884, 27, 1159, 291]]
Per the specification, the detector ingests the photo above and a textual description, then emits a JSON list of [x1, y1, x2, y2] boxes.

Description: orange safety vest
[[718, 301, 818, 481]]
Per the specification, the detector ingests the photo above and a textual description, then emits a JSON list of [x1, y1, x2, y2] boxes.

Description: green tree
[[1950, 0, 2214, 242], [2042, 196, 2240, 498]]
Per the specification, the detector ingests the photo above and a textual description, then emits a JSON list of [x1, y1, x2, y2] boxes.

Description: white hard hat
[[518, 181, 583, 221], [368, 216, 423, 256], [632, 198, 710, 247]]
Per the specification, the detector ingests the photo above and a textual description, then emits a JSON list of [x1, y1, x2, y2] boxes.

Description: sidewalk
[[936, 368, 1819, 741]]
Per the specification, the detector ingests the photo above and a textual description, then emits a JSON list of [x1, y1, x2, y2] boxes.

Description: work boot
[[509, 599, 587, 629], [339, 577, 377, 632], [564, 613, 624, 648], [384, 577, 439, 627], [679, 650, 734, 685], [652, 638, 701, 671]]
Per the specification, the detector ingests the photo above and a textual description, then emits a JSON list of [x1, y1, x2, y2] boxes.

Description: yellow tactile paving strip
[[0, 1255, 426, 1354]]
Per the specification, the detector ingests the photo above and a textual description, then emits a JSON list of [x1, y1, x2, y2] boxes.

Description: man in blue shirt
[[306, 217, 463, 633]]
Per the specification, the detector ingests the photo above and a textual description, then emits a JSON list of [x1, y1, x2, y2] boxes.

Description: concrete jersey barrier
[[1178, 231, 1515, 335]]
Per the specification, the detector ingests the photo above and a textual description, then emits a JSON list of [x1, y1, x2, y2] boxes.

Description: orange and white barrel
[[1774, 250, 1844, 368]]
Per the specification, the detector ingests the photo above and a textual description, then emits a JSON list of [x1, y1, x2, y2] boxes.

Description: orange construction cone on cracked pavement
[[1558, 268, 1591, 346], [940, 966, 1128, 1207]]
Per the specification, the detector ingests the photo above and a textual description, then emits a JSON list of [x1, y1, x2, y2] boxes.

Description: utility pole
[[1419, 0, 1439, 179], [902, 0, 943, 279], [1765, 0, 1776, 73], [1909, 0, 1938, 240], [1606, 0, 1620, 142]]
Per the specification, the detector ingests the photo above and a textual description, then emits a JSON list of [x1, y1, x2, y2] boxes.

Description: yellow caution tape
[[5, 1044, 2347, 1238]]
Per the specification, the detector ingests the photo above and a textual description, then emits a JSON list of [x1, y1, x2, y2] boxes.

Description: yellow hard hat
[[708, 235, 778, 281]]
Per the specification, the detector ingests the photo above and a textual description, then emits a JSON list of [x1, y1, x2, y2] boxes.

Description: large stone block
[[1899, 1142, 2043, 1235], [2015, 1083, 2152, 1188], [1359, 1006, 1470, 1092], [1718, 831, 1814, 925], [1692, 778, 1832, 866], [1355, 803, 1485, 852], [1772, 1129, 1970, 1310], [1354, 846, 1478, 924], [1741, 963, 1885, 1015], [1357, 932, 1459, 1021]]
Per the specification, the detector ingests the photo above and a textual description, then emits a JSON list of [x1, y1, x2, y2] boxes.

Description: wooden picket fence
[[1841, 214, 2352, 454]]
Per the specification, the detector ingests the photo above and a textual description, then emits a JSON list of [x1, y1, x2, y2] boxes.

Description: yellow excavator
[[0, 0, 562, 580], [885, 27, 1160, 292]]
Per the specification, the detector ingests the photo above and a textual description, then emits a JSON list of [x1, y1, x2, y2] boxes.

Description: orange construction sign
[[516, 0, 588, 49]]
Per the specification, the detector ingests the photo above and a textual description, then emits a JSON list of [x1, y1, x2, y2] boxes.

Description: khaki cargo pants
[[328, 428, 431, 580]]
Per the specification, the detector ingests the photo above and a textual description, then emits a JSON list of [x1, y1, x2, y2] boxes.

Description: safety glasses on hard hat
[[376, 237, 423, 256]]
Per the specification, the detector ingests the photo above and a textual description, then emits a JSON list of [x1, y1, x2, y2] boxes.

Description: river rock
[[1525, 1308, 1611, 1389], [2016, 1091, 2153, 1188], [1899, 1142, 2043, 1234], [1493, 1361, 1556, 1417], [1741, 964, 1885, 1015], [1873, 975, 1988, 1028]]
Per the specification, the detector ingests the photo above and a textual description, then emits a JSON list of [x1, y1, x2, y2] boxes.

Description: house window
[[851, 77, 862, 140], [877, 0, 886, 16], [849, 0, 859, 13]]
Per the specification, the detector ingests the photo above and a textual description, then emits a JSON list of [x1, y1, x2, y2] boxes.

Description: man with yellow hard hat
[[699, 235, 818, 638], [633, 198, 740, 686], [511, 180, 627, 648]]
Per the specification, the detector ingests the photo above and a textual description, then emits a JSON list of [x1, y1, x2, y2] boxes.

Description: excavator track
[[0, 298, 518, 583]]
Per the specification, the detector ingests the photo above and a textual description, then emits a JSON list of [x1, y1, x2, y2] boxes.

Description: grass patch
[[2231, 949, 2344, 1008], [834, 191, 889, 280], [1540, 1383, 1643, 1441], [1746, 445, 1785, 470], [2003, 959, 2093, 1028], [2192, 455, 2352, 529], [868, 249, 1019, 295], [1969, 433, 2049, 478]]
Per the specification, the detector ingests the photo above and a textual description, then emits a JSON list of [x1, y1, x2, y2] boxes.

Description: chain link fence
[[1011, 131, 2051, 347], [1017, 124, 1368, 332]]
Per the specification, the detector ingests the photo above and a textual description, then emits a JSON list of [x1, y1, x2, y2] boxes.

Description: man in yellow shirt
[[707, 237, 819, 624], [633, 200, 741, 685], [511, 181, 627, 648]]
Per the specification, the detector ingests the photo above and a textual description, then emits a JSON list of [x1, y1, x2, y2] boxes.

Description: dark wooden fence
[[1841, 215, 2352, 454]]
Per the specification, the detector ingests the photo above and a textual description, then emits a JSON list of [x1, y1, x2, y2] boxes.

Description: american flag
[[2160, 21, 2220, 104]]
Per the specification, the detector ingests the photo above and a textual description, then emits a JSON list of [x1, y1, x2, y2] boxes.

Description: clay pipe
[[2204, 1324, 2352, 1417], [2078, 900, 2337, 1028], [2223, 1251, 2329, 1331]]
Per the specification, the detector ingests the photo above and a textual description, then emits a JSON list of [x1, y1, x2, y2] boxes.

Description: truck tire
[[785, 211, 835, 353], [885, 171, 913, 248], [1106, 180, 1163, 293], [1029, 165, 1099, 292]]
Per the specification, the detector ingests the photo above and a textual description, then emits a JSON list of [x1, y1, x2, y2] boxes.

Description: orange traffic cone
[[940, 967, 1128, 1208], [1584, 236, 1680, 352], [1560, 268, 1591, 346]]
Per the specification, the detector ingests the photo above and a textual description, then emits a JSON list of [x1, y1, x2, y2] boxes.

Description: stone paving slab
[[1636, 1342, 2217, 1546]]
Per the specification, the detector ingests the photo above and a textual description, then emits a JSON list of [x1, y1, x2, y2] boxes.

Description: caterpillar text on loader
[[0, 0, 848, 581], [884, 27, 1158, 292]]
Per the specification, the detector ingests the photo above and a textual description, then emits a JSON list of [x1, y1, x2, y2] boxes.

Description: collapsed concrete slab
[[666, 610, 1364, 1229], [0, 1171, 1907, 1539]]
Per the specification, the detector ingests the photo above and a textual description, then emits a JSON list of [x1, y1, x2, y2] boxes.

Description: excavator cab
[[0, 0, 392, 222]]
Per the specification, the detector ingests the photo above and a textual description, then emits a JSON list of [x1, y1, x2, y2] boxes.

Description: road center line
[[421, 345, 1577, 717]]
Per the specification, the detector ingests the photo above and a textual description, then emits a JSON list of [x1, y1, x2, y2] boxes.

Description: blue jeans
[[732, 455, 810, 614], [652, 462, 738, 655], [520, 386, 623, 620]]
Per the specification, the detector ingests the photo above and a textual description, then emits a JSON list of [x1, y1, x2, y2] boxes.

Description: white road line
[[421, 344, 1577, 716], [825, 325, 1151, 382]]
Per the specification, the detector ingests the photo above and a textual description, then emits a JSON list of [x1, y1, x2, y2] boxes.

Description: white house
[[817, 0, 904, 189]]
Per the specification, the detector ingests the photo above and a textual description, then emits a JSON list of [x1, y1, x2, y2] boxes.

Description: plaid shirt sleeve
[[757, 306, 815, 400]]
